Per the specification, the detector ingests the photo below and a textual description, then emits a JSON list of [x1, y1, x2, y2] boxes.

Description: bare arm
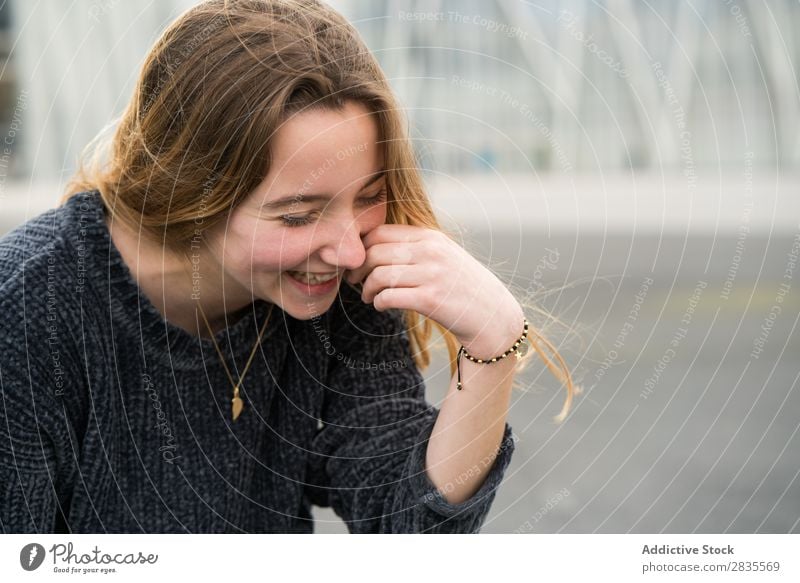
[[425, 302, 524, 504]]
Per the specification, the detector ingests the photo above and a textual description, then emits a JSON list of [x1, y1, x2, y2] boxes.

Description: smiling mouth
[[286, 270, 339, 285]]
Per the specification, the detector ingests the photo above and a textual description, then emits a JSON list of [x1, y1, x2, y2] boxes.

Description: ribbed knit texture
[[0, 190, 516, 533]]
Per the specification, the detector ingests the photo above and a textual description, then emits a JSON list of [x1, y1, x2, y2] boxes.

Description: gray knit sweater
[[0, 190, 516, 533]]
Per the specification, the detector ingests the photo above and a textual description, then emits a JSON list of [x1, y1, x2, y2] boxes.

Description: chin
[[265, 292, 338, 321], [286, 301, 335, 320]]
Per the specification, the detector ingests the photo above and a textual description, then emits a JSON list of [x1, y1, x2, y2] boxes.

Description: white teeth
[[288, 271, 337, 285]]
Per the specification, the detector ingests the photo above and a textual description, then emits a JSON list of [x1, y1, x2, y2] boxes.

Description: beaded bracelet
[[456, 318, 530, 390]]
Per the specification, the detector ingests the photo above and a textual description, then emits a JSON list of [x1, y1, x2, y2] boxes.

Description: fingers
[[360, 264, 425, 304], [371, 286, 424, 313], [360, 223, 427, 250], [346, 241, 417, 285]]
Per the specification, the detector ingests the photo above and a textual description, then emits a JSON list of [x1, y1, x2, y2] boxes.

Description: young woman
[[0, 0, 576, 533]]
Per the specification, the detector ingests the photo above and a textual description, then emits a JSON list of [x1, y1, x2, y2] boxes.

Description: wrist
[[458, 303, 526, 361]]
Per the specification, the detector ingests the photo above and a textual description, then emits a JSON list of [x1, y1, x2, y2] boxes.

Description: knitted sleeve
[[304, 294, 516, 533], [0, 331, 69, 533], [0, 236, 79, 533]]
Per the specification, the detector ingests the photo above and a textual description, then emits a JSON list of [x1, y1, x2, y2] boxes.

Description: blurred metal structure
[[3, 0, 799, 181], [334, 0, 799, 173], [6, 0, 196, 182]]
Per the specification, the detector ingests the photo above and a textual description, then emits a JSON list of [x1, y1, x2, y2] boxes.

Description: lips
[[284, 270, 341, 296], [286, 270, 339, 285]]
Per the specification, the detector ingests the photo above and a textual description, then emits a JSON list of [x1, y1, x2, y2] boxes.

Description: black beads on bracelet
[[456, 319, 529, 390]]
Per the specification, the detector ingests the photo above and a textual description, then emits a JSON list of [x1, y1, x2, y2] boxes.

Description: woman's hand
[[345, 224, 525, 360]]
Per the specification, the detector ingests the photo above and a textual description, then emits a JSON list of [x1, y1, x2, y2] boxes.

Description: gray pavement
[[414, 231, 799, 534]]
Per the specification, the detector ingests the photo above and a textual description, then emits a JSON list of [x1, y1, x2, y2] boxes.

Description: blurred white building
[[332, 0, 799, 174], [1, 0, 798, 233]]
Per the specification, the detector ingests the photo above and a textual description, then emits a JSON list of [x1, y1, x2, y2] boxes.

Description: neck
[[106, 216, 253, 338]]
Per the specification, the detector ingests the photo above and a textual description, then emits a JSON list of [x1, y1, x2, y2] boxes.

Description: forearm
[[424, 305, 524, 505]]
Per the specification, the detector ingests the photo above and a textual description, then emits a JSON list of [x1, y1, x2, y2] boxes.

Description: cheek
[[364, 204, 388, 229], [224, 215, 307, 273], [249, 233, 312, 272]]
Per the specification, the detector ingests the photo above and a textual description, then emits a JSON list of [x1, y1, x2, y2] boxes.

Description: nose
[[318, 216, 368, 272]]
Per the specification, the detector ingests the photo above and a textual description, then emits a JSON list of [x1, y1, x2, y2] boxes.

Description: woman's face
[[204, 101, 387, 320]]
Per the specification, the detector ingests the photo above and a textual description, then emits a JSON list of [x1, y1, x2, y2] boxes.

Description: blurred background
[[0, 0, 797, 533]]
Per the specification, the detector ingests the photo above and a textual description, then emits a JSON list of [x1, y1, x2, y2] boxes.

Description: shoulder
[[0, 194, 95, 374], [0, 208, 68, 321], [1, 199, 76, 296], [0, 189, 102, 294], [0, 205, 64, 280], [0, 224, 73, 432], [0, 190, 100, 288]]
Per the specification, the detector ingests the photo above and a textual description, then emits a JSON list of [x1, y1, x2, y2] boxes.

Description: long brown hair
[[64, 0, 579, 423]]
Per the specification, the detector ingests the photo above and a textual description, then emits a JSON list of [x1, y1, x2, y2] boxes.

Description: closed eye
[[280, 188, 387, 228]]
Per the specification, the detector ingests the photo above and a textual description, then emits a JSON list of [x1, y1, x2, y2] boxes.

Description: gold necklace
[[196, 300, 275, 422]]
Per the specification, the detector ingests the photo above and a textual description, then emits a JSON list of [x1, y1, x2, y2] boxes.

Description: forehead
[[267, 102, 383, 185]]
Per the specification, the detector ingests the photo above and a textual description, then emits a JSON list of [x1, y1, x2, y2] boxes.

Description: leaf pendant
[[231, 396, 244, 421]]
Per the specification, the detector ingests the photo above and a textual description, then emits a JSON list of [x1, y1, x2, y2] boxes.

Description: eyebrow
[[261, 169, 386, 211]]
